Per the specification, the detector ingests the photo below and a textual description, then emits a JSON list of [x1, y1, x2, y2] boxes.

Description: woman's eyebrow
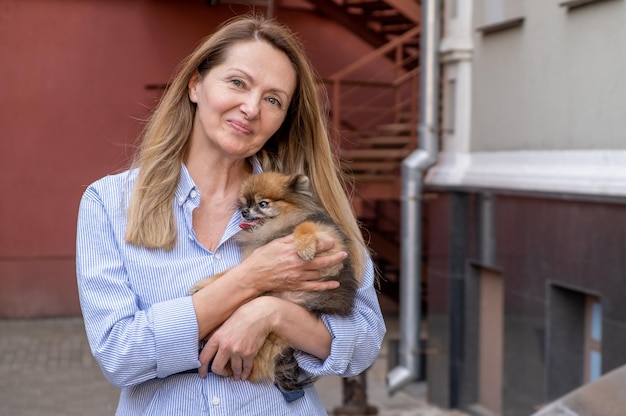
[[227, 67, 291, 99]]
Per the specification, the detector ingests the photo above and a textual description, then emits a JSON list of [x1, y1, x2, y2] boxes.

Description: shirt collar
[[174, 157, 263, 206], [250, 155, 263, 174], [175, 164, 197, 207]]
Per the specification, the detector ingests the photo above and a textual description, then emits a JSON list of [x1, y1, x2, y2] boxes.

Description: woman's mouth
[[228, 119, 253, 135]]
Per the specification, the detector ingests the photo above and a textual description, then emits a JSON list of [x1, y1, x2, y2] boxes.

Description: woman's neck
[[185, 153, 251, 198]]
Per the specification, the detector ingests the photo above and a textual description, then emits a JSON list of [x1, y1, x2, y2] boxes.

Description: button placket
[[181, 189, 200, 243]]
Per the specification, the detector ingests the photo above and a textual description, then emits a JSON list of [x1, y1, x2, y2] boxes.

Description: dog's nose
[[241, 209, 251, 219]]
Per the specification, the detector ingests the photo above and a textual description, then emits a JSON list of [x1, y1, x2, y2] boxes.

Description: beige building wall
[[427, 0, 626, 198], [472, 0, 626, 151]]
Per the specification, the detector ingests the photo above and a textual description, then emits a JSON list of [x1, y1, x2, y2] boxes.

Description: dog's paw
[[296, 244, 316, 262], [190, 271, 228, 294], [189, 282, 205, 295], [189, 275, 216, 294], [293, 222, 318, 261]]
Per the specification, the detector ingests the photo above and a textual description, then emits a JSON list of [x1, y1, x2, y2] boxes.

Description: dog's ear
[[288, 174, 313, 197]]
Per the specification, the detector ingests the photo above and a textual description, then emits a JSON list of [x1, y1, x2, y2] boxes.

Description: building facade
[[424, 0, 626, 415]]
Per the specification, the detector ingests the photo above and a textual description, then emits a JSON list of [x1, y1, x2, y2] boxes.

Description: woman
[[77, 14, 385, 415]]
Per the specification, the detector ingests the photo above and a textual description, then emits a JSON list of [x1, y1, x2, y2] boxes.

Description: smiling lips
[[228, 119, 253, 135]]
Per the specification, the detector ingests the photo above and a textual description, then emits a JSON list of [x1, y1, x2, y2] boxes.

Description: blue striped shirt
[[76, 163, 386, 415]]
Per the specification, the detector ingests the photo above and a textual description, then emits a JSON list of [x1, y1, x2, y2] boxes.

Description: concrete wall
[[425, 190, 626, 416]]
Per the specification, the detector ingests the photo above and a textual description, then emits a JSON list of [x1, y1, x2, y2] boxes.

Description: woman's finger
[[230, 356, 243, 381], [241, 356, 254, 381], [314, 234, 336, 253], [210, 347, 232, 378], [297, 279, 340, 292], [198, 341, 218, 378], [305, 251, 347, 272]]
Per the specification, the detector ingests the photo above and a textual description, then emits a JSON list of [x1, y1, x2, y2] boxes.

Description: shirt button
[[190, 190, 197, 198], [212, 396, 220, 406], [178, 197, 184, 204], [215, 253, 221, 260]]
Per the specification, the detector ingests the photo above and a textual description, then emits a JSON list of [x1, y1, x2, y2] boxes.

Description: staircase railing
[[319, 13, 421, 416], [325, 26, 420, 148]]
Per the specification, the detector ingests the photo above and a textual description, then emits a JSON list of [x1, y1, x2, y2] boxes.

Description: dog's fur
[[190, 172, 360, 391]]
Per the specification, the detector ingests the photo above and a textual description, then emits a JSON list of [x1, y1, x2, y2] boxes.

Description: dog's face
[[237, 172, 314, 231]]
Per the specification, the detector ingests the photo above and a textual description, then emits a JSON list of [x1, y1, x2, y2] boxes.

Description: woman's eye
[[267, 97, 281, 107], [231, 79, 244, 88], [258, 201, 269, 208]]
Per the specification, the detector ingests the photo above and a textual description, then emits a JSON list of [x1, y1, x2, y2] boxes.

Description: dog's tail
[[273, 347, 317, 394]]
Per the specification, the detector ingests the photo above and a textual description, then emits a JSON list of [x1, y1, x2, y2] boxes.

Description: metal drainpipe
[[387, 0, 440, 394]]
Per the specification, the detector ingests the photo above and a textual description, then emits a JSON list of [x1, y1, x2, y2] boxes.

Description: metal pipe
[[387, 0, 440, 394]]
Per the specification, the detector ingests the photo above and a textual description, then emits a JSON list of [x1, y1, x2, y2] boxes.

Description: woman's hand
[[198, 295, 333, 380], [198, 296, 278, 379], [241, 234, 346, 294]]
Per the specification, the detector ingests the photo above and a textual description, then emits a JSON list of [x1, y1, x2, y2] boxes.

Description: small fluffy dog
[[191, 172, 360, 392]]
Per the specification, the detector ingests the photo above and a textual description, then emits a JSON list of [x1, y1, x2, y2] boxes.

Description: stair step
[[346, 0, 392, 12], [376, 122, 414, 135], [356, 135, 412, 146], [347, 173, 399, 181], [341, 148, 411, 160], [379, 24, 416, 35], [375, 14, 413, 25], [395, 111, 415, 122], [343, 161, 400, 171]]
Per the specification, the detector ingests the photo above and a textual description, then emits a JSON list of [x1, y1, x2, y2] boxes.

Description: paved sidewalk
[[0, 316, 465, 416]]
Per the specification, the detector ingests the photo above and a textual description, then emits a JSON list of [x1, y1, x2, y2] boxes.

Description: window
[[547, 285, 603, 400], [584, 295, 602, 382], [476, 0, 524, 34], [560, 0, 619, 9]]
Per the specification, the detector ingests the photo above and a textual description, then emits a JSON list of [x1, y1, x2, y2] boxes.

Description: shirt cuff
[[295, 313, 356, 377], [150, 296, 200, 378]]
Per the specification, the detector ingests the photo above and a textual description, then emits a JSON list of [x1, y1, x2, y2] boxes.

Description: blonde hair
[[126, 15, 368, 277]]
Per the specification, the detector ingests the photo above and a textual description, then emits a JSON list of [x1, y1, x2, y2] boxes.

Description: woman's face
[[188, 40, 297, 161]]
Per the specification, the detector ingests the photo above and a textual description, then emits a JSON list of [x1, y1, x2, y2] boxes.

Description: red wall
[[0, 0, 387, 317]]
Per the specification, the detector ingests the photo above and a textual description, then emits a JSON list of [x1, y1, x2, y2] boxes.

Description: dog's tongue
[[239, 221, 256, 230]]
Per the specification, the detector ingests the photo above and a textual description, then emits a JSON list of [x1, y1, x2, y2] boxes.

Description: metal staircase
[[307, 0, 420, 71], [313, 1, 421, 300]]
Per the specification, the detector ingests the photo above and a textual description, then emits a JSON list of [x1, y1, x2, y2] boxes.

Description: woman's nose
[[240, 94, 260, 119]]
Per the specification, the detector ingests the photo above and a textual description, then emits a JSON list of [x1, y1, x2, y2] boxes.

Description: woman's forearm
[[192, 262, 261, 340], [269, 297, 332, 360]]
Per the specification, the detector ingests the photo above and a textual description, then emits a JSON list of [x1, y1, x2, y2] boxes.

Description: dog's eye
[[258, 201, 269, 208]]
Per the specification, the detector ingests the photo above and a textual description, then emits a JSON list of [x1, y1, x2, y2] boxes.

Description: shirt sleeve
[[294, 255, 386, 377], [76, 183, 200, 388]]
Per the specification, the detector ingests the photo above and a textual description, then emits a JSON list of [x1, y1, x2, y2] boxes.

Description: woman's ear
[[188, 72, 200, 103]]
